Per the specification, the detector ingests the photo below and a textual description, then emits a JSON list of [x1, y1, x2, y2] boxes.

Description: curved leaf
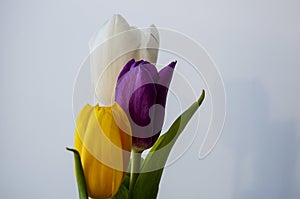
[[66, 148, 88, 199], [132, 90, 205, 199]]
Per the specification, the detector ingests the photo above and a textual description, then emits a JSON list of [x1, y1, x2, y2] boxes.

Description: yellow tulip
[[74, 103, 131, 199]]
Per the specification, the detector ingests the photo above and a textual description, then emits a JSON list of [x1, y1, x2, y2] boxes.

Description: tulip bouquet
[[68, 14, 205, 199]]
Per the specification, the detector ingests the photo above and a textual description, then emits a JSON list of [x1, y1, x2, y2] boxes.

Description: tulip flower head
[[115, 59, 176, 152], [89, 14, 160, 106], [74, 103, 131, 199]]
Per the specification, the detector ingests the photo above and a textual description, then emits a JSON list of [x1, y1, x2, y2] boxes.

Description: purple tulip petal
[[129, 83, 157, 126], [131, 60, 143, 68], [150, 61, 176, 143], [115, 60, 176, 151], [137, 62, 158, 82], [157, 61, 176, 87], [115, 62, 159, 126], [168, 60, 177, 69], [156, 61, 176, 106], [117, 58, 135, 82], [131, 60, 150, 69]]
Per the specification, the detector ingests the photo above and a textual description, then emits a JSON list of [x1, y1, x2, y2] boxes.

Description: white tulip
[[89, 14, 159, 105]]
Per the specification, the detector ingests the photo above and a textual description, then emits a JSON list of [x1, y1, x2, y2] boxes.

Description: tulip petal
[[89, 14, 131, 52], [117, 58, 135, 83], [74, 104, 131, 199], [116, 64, 159, 125], [89, 15, 142, 105], [129, 83, 157, 126], [138, 24, 160, 64], [115, 62, 159, 118], [148, 62, 176, 146], [89, 15, 160, 106], [156, 61, 176, 106], [131, 60, 149, 69]]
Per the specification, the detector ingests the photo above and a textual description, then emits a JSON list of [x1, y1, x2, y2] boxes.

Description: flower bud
[[74, 103, 131, 198], [115, 59, 176, 151]]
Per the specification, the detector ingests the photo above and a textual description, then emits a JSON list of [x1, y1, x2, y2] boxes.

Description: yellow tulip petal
[[74, 103, 131, 199]]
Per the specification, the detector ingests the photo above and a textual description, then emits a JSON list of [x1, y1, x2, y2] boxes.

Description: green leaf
[[132, 90, 205, 199], [110, 183, 129, 199], [123, 173, 130, 189], [66, 148, 88, 199]]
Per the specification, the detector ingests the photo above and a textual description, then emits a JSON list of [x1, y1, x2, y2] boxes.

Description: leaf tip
[[66, 147, 79, 154], [197, 89, 205, 106]]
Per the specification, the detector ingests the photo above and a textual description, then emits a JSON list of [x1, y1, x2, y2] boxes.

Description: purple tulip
[[115, 59, 176, 152]]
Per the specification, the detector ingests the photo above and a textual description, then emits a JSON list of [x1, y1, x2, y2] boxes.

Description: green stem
[[129, 151, 142, 198]]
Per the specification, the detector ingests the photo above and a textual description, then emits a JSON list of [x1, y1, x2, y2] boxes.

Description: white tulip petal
[[89, 14, 160, 105], [138, 24, 160, 64], [89, 14, 130, 52]]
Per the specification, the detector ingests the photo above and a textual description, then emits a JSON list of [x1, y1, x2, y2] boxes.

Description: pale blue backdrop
[[1, 0, 299, 198]]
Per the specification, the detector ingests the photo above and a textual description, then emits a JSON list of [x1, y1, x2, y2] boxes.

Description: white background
[[1, 0, 300, 198]]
